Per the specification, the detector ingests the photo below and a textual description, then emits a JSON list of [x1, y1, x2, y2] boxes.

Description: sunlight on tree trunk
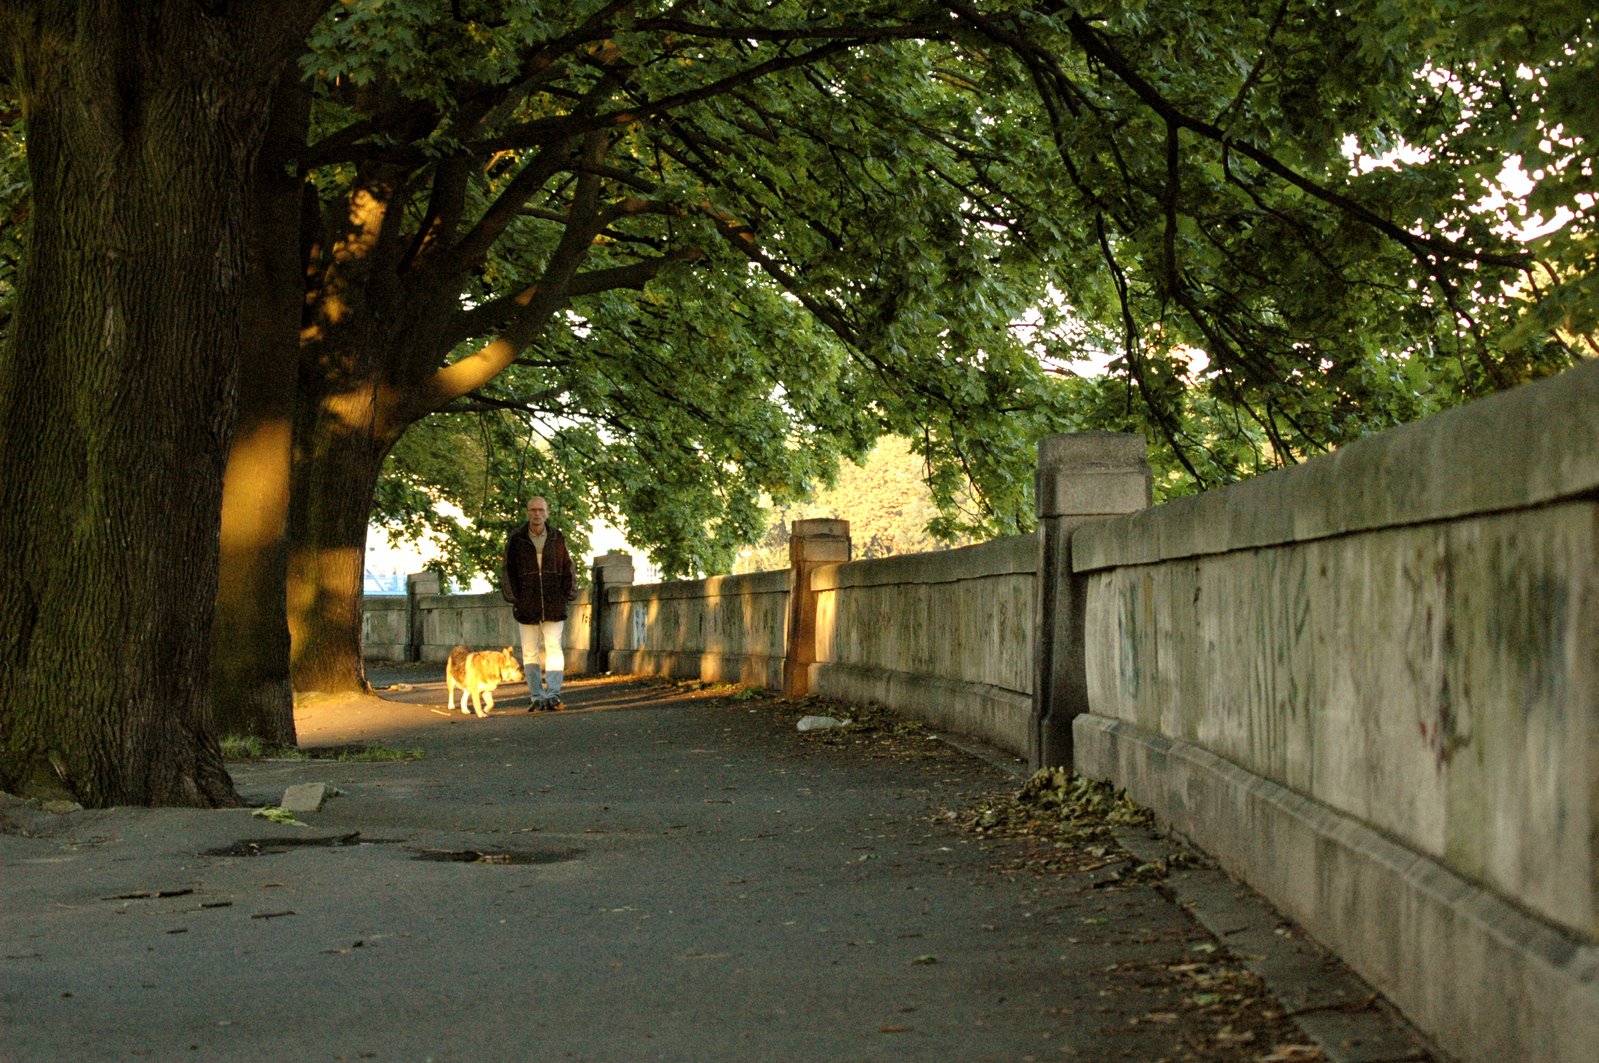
[[215, 418, 296, 743], [0, 2, 328, 806], [211, 76, 312, 746], [287, 390, 395, 694]]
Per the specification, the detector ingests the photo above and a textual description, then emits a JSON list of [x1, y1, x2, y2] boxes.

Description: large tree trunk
[[0, 3, 326, 806], [279, 135, 606, 699], [286, 388, 396, 695], [211, 80, 313, 745]]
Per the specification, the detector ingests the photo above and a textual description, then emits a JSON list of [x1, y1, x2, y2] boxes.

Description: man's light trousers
[[519, 620, 565, 699]]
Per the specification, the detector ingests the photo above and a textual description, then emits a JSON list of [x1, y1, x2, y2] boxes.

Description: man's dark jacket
[[501, 523, 578, 624]]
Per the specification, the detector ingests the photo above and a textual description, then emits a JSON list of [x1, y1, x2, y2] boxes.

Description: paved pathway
[[1, 669, 1435, 1062]]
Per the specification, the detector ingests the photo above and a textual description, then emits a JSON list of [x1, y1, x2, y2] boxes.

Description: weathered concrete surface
[[279, 782, 332, 813], [609, 571, 789, 690], [1076, 717, 1599, 1063], [1, 669, 1439, 1063], [1032, 431, 1153, 770], [1071, 358, 1599, 569], [1083, 504, 1598, 937], [810, 536, 1036, 754], [785, 518, 852, 696], [1071, 362, 1599, 1063]]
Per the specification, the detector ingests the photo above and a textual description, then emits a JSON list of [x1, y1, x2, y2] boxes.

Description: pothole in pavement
[[202, 833, 583, 866], [202, 832, 400, 857], [408, 846, 584, 866]]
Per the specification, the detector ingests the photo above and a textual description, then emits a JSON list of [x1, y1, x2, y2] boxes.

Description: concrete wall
[[1070, 359, 1599, 1063], [607, 571, 790, 689], [809, 535, 1037, 752], [364, 587, 598, 675], [362, 596, 410, 662]]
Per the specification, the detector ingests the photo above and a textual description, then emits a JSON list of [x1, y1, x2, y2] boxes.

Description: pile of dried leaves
[[965, 766, 1154, 838], [951, 768, 1208, 884], [955, 771, 1332, 1062]]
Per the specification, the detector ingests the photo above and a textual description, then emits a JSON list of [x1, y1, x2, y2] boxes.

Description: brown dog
[[445, 645, 525, 717]]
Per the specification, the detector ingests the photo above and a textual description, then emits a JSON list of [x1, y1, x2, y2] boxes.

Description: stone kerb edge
[[1072, 360, 1599, 571], [1073, 713, 1599, 1063], [810, 661, 1033, 756], [609, 648, 784, 689]]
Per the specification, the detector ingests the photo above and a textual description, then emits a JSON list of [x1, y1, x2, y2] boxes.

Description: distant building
[[363, 570, 409, 596]]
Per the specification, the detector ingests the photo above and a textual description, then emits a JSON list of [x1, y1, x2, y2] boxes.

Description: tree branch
[[1055, 11, 1530, 272], [414, 132, 613, 415]]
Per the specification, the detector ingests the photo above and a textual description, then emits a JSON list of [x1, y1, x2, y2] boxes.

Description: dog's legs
[[479, 690, 494, 717]]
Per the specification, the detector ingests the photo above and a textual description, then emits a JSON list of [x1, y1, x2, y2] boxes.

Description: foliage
[[251, 806, 308, 826], [14, 0, 1599, 587], [328, 2, 1087, 578], [340, 0, 1594, 586], [955, 1, 1591, 484], [732, 436, 978, 573]]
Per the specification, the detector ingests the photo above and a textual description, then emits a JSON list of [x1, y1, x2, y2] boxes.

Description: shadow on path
[[0, 667, 1439, 1063]]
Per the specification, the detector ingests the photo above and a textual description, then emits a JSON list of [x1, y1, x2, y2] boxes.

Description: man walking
[[502, 496, 579, 710]]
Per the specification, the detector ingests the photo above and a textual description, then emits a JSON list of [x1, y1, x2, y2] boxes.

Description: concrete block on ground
[[281, 783, 331, 813], [796, 715, 848, 732]]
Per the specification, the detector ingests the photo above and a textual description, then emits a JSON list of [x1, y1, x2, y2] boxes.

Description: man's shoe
[[547, 695, 565, 711]]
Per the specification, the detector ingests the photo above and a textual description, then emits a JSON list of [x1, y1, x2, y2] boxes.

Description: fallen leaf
[[1257, 1046, 1324, 1062]]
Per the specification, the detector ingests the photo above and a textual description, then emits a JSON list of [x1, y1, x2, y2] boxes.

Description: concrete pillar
[[783, 518, 851, 697], [405, 571, 442, 663], [1032, 433, 1151, 770], [589, 551, 635, 674]]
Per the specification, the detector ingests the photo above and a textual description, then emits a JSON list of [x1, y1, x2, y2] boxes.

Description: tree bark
[[286, 387, 397, 695], [211, 78, 313, 745], [225, 123, 607, 704], [0, 2, 328, 806]]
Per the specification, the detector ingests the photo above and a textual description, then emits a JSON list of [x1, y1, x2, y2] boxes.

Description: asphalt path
[[1, 668, 1435, 1063]]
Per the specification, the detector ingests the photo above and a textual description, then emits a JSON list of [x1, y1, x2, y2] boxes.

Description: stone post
[[783, 518, 851, 697], [589, 551, 635, 674], [405, 570, 442, 663], [1032, 433, 1151, 770]]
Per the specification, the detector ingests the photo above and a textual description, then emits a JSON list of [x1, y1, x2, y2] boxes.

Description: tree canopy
[[283, 0, 1079, 591], [341, 0, 1592, 583], [2, 0, 1593, 801], [5, 2, 1593, 579]]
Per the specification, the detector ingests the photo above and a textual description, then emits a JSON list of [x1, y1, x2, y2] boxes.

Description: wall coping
[[1075, 359, 1599, 570], [811, 534, 1037, 592], [611, 569, 789, 601]]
